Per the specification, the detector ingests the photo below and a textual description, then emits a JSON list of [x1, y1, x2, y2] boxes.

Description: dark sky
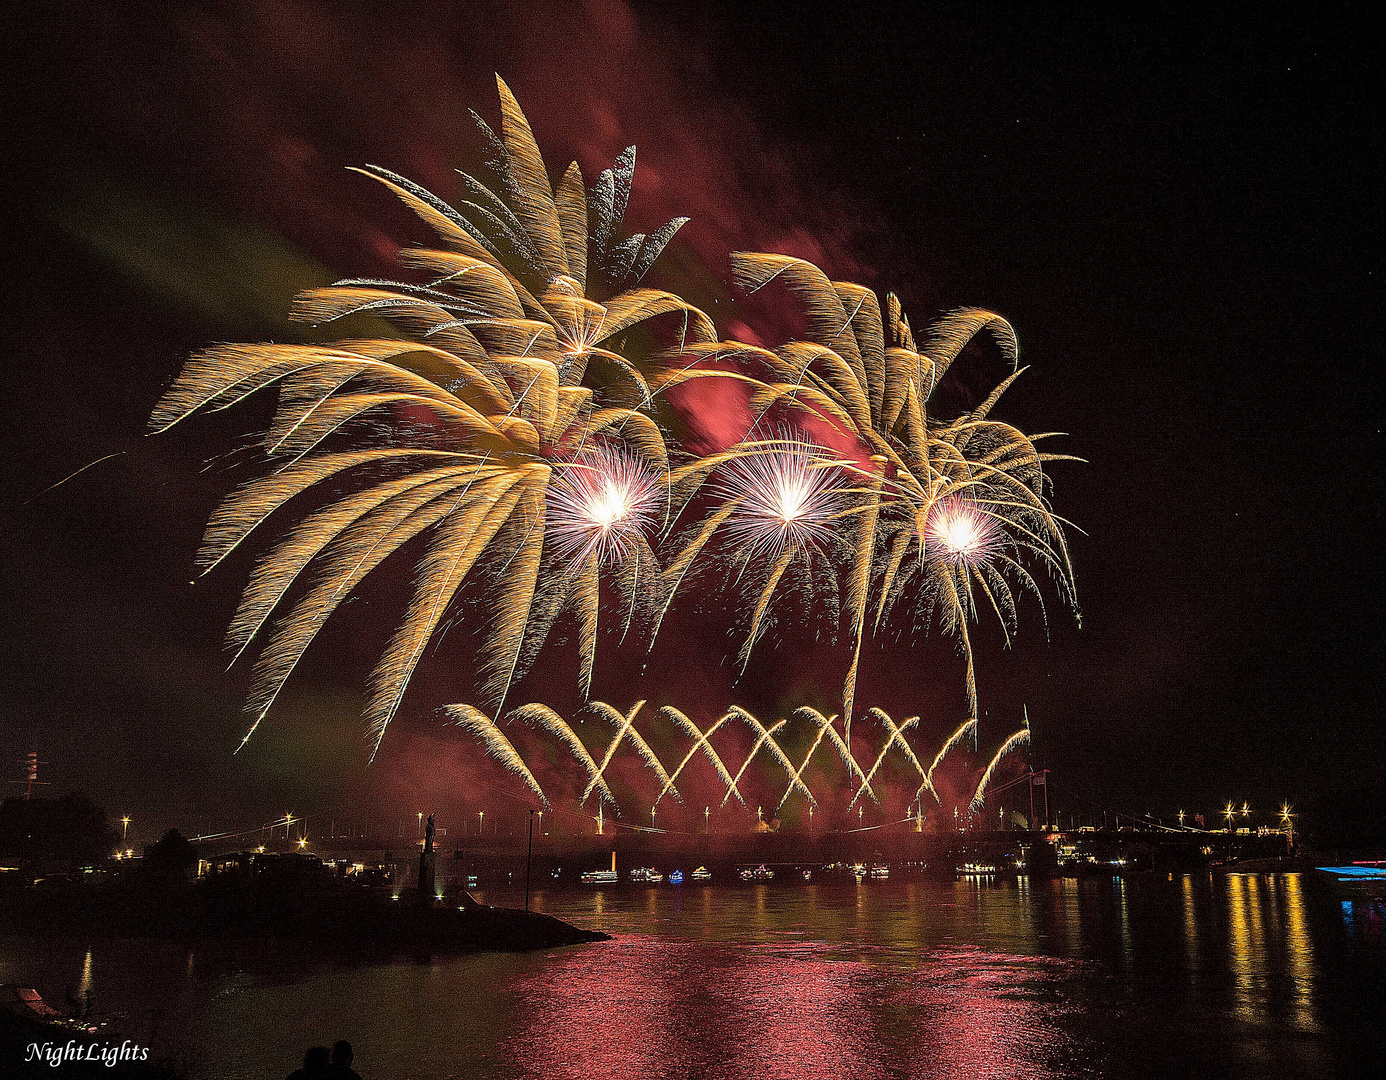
[[2, 2, 1380, 841]]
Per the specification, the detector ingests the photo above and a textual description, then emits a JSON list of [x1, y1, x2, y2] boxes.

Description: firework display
[[447, 698, 1028, 826], [153, 77, 1076, 806]]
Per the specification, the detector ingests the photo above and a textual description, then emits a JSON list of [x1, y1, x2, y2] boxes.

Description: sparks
[[715, 439, 842, 561], [925, 497, 998, 564], [549, 446, 660, 569]]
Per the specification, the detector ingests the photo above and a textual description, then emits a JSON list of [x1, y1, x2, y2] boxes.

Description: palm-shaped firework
[[154, 76, 1077, 793], [656, 252, 1079, 739], [152, 78, 712, 757]]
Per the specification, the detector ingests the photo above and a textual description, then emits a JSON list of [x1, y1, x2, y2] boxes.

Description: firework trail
[[445, 704, 549, 806], [969, 727, 1031, 815], [654, 707, 747, 810], [780, 707, 873, 810], [153, 79, 712, 755], [850, 708, 927, 809], [154, 76, 1077, 775], [507, 703, 616, 808], [655, 252, 1080, 736], [583, 700, 679, 804], [925, 717, 979, 803]]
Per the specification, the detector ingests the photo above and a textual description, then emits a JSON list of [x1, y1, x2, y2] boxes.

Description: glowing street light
[[478, 810, 485, 837], [121, 816, 130, 842], [525, 809, 542, 913], [1177, 809, 1185, 828]]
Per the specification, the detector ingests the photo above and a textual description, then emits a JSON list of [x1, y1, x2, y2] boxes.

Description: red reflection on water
[[899, 947, 1071, 1079], [501, 938, 1075, 1079]]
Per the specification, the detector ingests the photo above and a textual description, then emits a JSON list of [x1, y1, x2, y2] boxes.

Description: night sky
[[2, 2, 1380, 842]]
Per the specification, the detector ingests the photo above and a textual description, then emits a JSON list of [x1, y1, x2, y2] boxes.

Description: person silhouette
[[286, 1045, 330, 1079], [327, 1040, 362, 1079]]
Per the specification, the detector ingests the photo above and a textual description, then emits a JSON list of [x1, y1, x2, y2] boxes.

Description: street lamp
[[121, 816, 130, 842], [478, 810, 484, 837], [525, 809, 542, 914]]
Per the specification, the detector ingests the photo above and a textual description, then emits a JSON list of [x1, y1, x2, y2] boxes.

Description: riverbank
[[0, 883, 608, 955]]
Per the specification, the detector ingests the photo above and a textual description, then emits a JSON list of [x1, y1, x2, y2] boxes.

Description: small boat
[[691, 866, 712, 881], [629, 866, 664, 883], [1, 986, 99, 1035], [869, 864, 889, 880], [1314, 860, 1386, 888], [802, 869, 812, 882], [739, 864, 774, 882], [669, 870, 684, 885], [582, 852, 618, 885], [852, 862, 866, 881]]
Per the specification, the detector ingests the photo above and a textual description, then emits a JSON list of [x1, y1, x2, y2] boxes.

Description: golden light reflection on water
[[1052, 878, 1083, 957], [1281, 873, 1317, 1032], [1223, 872, 1318, 1035], [1116, 878, 1132, 967], [1227, 873, 1255, 1022], [1181, 874, 1197, 981]]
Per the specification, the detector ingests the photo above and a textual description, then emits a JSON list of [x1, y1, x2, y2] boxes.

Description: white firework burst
[[548, 445, 660, 569], [925, 496, 999, 566], [714, 438, 843, 562]]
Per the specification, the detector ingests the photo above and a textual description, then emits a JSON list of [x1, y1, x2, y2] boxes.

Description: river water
[[2, 873, 1382, 1079]]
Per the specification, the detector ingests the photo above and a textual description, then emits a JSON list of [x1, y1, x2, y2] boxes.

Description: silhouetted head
[[331, 1041, 353, 1066], [304, 1046, 330, 1072]]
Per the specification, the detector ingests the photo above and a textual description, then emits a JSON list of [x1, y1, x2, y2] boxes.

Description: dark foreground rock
[[0, 882, 610, 955]]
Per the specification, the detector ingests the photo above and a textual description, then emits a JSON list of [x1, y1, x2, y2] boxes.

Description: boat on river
[[581, 852, 618, 885], [629, 867, 664, 883], [739, 865, 774, 882], [0, 985, 101, 1035], [1314, 860, 1386, 891]]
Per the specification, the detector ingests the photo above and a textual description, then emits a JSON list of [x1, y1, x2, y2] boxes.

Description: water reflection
[[1282, 874, 1315, 1031], [1181, 875, 1198, 982], [1222, 873, 1318, 1035], [0, 873, 1378, 1080], [502, 935, 1077, 1080]]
